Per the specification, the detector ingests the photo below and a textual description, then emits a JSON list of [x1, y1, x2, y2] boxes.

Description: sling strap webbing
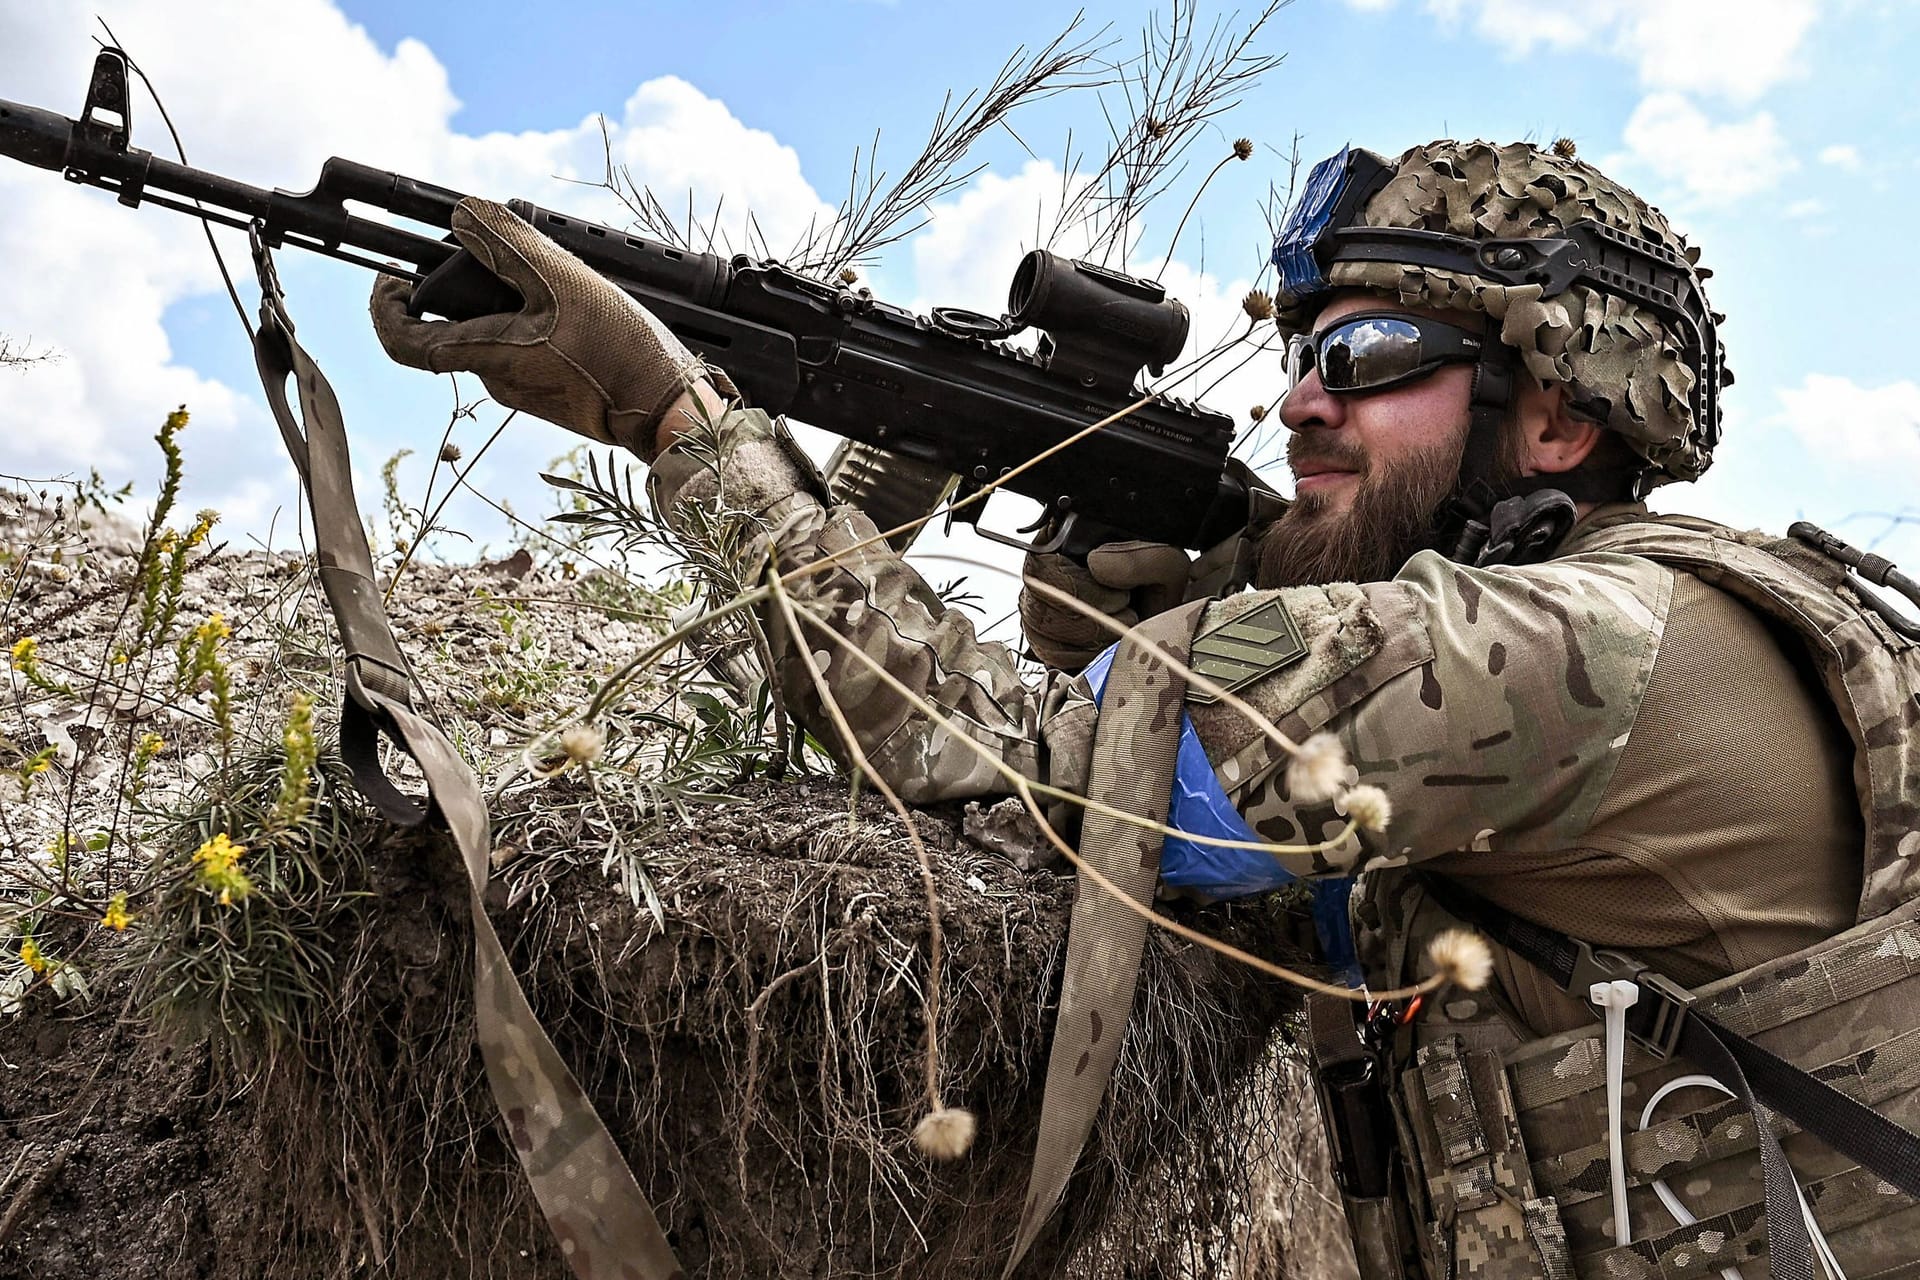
[[248, 234, 685, 1280], [1003, 601, 1210, 1276], [1425, 876, 1920, 1280]]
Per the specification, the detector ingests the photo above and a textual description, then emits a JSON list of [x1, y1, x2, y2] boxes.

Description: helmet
[[1271, 139, 1728, 492]]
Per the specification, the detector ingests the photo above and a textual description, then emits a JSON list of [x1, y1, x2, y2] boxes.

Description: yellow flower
[[137, 733, 165, 760], [18, 938, 47, 974], [25, 755, 51, 777], [191, 832, 253, 906], [193, 832, 246, 870], [9, 636, 36, 670], [101, 893, 133, 931]]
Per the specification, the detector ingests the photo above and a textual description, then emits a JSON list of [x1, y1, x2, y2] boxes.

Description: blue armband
[[1081, 643, 1360, 984]]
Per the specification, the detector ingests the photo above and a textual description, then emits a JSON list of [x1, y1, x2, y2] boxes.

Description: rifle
[[1, 50, 1255, 557]]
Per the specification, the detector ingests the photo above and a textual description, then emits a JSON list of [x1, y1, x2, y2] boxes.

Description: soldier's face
[[1257, 293, 1479, 587]]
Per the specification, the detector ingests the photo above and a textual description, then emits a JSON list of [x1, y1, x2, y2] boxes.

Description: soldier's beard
[[1254, 430, 1466, 588]]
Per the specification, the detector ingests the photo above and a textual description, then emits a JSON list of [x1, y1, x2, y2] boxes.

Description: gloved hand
[[1018, 541, 1193, 671], [369, 196, 733, 461]]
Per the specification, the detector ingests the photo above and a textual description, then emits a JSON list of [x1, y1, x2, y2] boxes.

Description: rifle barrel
[[0, 96, 458, 276]]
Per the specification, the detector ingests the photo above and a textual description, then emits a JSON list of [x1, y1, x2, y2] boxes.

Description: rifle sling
[[1003, 601, 1209, 1276], [1424, 875, 1920, 1280], [249, 239, 685, 1280]]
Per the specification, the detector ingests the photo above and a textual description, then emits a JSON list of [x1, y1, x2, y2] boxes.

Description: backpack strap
[[1002, 599, 1210, 1275]]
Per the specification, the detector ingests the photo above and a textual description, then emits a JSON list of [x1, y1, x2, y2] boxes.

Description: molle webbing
[[1401, 1036, 1575, 1280], [1499, 897, 1920, 1278]]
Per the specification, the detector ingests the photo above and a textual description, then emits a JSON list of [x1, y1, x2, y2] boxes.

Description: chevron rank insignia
[[1186, 599, 1307, 704]]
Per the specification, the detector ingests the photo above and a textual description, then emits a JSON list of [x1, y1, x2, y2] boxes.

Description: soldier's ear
[[1514, 379, 1603, 476]]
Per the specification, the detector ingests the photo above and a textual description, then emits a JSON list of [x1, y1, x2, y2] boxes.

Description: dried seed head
[[1286, 732, 1351, 805], [560, 722, 605, 765], [839, 267, 860, 285], [912, 1106, 977, 1161], [1145, 118, 1169, 141], [1337, 784, 1393, 834], [1242, 289, 1275, 322], [1552, 136, 1578, 160], [1233, 137, 1254, 160], [1248, 405, 1267, 423], [1427, 928, 1494, 992], [439, 442, 463, 463]]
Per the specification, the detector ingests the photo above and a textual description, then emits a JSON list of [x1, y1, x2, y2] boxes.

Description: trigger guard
[[973, 511, 1077, 557]]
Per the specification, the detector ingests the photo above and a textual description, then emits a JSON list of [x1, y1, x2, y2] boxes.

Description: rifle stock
[[3, 49, 1258, 556]]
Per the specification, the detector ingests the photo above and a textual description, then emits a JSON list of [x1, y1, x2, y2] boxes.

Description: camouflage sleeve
[[648, 408, 1067, 804], [1188, 550, 1672, 876]]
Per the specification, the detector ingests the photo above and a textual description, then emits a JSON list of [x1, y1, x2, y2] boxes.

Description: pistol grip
[[408, 245, 523, 321]]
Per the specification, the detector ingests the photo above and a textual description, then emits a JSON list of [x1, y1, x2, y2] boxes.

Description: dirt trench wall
[[0, 777, 1346, 1280]]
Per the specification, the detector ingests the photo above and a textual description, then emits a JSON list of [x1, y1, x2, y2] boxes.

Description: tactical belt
[[1424, 875, 1920, 1280], [248, 230, 685, 1280]]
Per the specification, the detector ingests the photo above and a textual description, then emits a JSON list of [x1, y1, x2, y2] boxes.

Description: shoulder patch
[[1188, 597, 1308, 704]]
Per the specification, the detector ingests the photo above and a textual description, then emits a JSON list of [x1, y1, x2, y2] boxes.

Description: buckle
[[1569, 941, 1695, 1061], [1633, 972, 1697, 1061]]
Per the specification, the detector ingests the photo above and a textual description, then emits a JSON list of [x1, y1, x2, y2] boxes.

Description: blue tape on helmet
[[1270, 144, 1353, 302], [1080, 642, 1359, 980]]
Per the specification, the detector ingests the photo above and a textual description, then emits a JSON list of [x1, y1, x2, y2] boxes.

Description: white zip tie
[[1591, 977, 1641, 1247], [1640, 1076, 1848, 1280]]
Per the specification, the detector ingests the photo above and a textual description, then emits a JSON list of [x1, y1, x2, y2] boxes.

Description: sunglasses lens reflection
[[1320, 317, 1422, 391]]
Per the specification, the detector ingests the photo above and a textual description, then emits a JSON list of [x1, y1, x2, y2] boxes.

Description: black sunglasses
[[1283, 310, 1485, 400]]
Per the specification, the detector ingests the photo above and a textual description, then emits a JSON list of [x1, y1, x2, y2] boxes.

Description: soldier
[[372, 141, 1920, 1277]]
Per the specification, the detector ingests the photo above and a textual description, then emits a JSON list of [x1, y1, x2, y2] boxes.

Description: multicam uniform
[[366, 140, 1920, 1279], [653, 410, 1920, 1278], [654, 408, 1857, 1015]]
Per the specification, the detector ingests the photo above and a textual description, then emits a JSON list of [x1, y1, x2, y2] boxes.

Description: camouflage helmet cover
[[1275, 140, 1724, 486]]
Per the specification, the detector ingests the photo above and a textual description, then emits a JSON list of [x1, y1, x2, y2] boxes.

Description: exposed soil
[[1, 778, 1345, 1279], [1, 491, 1355, 1280]]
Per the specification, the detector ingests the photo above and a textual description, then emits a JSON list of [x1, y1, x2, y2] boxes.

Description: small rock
[[962, 797, 1058, 871], [482, 547, 535, 580]]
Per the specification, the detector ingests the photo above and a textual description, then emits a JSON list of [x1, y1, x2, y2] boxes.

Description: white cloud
[[908, 159, 1088, 315], [1777, 374, 1920, 469], [1784, 198, 1826, 218], [1818, 143, 1862, 169], [1617, 92, 1795, 204], [1617, 0, 1816, 104], [1422, 0, 1816, 103], [0, 0, 832, 522]]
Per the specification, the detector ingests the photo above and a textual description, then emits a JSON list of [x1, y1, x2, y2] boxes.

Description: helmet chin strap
[[1432, 323, 1641, 567]]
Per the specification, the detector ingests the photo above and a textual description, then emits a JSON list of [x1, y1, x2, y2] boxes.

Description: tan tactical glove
[[369, 196, 733, 461], [1018, 541, 1194, 672]]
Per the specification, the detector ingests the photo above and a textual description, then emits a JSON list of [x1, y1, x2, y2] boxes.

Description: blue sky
[[4, 0, 1918, 637]]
